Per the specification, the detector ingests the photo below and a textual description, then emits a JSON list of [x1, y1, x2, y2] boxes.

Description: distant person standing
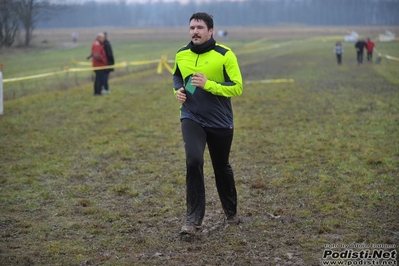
[[365, 38, 375, 62], [72, 32, 78, 42], [102, 32, 115, 94], [217, 29, 228, 40], [355, 39, 367, 65], [91, 33, 108, 96], [334, 41, 343, 65]]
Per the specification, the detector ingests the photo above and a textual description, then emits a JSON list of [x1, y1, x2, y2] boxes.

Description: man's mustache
[[192, 35, 201, 39]]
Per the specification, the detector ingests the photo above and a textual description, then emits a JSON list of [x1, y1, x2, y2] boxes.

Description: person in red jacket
[[91, 33, 108, 95], [365, 38, 375, 62]]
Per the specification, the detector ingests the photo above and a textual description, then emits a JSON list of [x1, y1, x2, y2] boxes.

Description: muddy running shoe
[[180, 225, 197, 235], [225, 216, 240, 225]]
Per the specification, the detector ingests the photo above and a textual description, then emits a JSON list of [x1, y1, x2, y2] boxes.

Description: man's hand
[[176, 87, 186, 103], [191, 73, 207, 89]]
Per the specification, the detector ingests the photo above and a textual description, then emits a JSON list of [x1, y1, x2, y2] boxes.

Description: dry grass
[[30, 25, 399, 42]]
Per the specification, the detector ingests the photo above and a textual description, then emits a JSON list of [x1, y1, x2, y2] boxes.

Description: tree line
[[0, 0, 64, 47], [1, 0, 399, 48], [38, 0, 399, 28]]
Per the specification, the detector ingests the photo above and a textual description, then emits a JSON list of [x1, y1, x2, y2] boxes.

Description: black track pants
[[357, 51, 364, 64], [181, 119, 237, 226], [367, 52, 373, 62], [94, 70, 105, 95], [336, 54, 342, 64]]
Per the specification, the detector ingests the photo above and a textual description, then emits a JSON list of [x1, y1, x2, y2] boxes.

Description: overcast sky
[[70, 0, 246, 3]]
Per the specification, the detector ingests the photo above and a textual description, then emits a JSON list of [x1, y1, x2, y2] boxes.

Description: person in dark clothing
[[173, 12, 243, 236], [102, 32, 114, 94], [355, 39, 367, 65], [91, 33, 107, 96]]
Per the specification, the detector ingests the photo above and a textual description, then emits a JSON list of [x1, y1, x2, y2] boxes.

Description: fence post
[[0, 71, 3, 115]]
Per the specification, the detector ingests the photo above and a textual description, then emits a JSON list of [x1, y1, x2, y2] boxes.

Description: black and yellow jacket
[[172, 37, 243, 128]]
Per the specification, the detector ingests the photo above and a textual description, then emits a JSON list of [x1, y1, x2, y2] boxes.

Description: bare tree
[[0, 0, 20, 47], [13, 0, 65, 46]]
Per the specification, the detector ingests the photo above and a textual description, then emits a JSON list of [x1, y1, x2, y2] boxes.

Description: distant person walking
[[102, 32, 115, 94], [334, 41, 343, 65], [355, 39, 367, 65], [365, 38, 375, 62], [91, 33, 108, 96]]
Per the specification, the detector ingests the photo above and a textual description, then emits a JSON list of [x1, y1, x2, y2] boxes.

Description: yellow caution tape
[[4, 36, 396, 84], [3, 56, 173, 83], [155, 55, 174, 74], [71, 58, 91, 66], [161, 56, 174, 74], [162, 60, 174, 74], [1, 38, 309, 83], [236, 40, 295, 55], [72, 58, 164, 67], [67, 61, 128, 73], [3, 70, 67, 83], [245, 79, 295, 84], [128, 59, 160, 66], [157, 59, 163, 74], [244, 37, 269, 48], [371, 49, 399, 62], [385, 55, 399, 62]]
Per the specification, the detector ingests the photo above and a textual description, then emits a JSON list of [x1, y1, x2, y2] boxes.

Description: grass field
[[1, 26, 399, 265]]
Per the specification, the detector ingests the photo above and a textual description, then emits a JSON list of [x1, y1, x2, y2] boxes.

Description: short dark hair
[[189, 12, 214, 30]]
